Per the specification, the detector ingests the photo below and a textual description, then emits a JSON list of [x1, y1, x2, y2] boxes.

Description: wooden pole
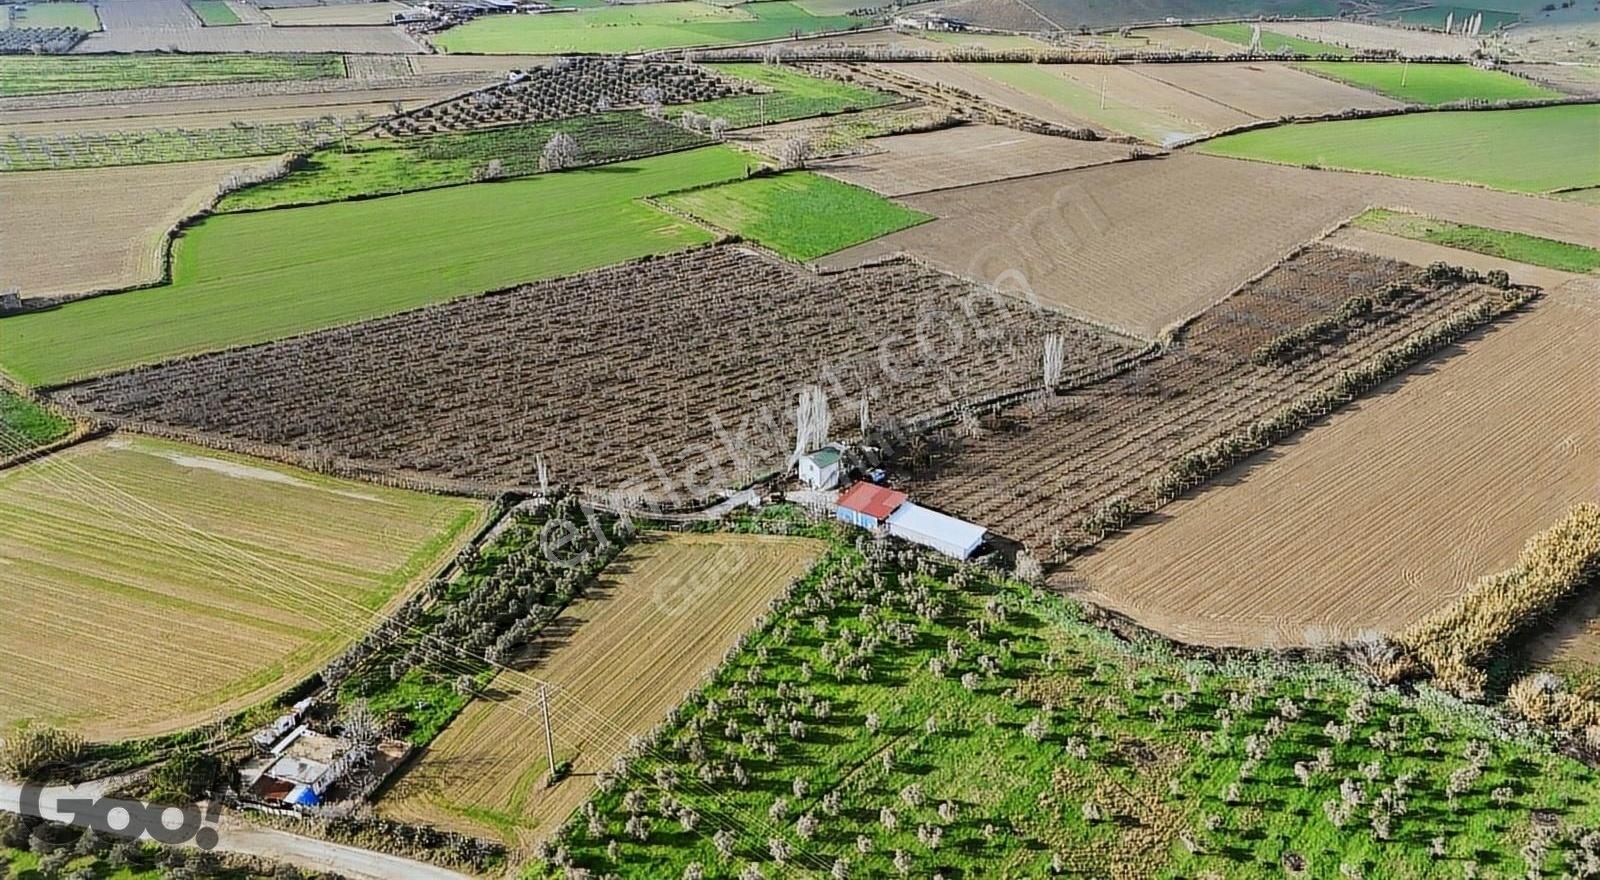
[[540, 684, 556, 776]]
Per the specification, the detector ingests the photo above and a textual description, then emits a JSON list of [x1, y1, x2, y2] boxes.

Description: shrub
[[0, 723, 85, 779]]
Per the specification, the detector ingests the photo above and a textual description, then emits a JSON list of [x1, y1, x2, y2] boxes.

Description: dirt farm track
[[1062, 280, 1600, 647], [380, 531, 826, 846]]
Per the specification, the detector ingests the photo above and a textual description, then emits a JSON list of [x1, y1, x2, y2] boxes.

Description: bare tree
[[777, 135, 812, 171], [540, 132, 580, 172], [792, 385, 829, 466], [1042, 332, 1065, 390]]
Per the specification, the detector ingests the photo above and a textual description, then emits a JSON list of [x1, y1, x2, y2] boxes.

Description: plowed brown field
[[1062, 281, 1600, 647], [379, 531, 825, 846], [813, 123, 1133, 196], [1131, 63, 1403, 120]]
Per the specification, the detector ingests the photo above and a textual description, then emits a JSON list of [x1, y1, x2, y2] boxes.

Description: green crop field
[[679, 63, 895, 128], [0, 54, 345, 97], [0, 117, 347, 171], [1190, 22, 1352, 55], [0, 435, 482, 739], [187, 0, 241, 25], [0, 147, 755, 386], [1297, 61, 1562, 105], [433, 0, 859, 53], [1353, 209, 1600, 273], [1195, 104, 1600, 193], [218, 112, 710, 212], [4, 1, 99, 29], [659, 171, 930, 260], [0, 388, 72, 451], [537, 512, 1600, 879]]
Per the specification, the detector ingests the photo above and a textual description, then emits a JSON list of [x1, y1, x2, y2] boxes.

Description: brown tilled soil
[[822, 152, 1600, 340], [1061, 279, 1600, 648], [812, 123, 1134, 196], [379, 531, 825, 846], [1263, 19, 1475, 56], [880, 62, 1105, 131], [0, 156, 279, 298], [55, 245, 1134, 500], [1129, 62, 1403, 121]]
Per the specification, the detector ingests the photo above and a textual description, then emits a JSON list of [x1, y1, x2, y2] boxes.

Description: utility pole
[[1100, 74, 1107, 111], [540, 684, 557, 779], [1401, 59, 1410, 88]]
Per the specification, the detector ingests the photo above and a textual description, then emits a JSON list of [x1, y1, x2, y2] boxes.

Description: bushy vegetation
[[1353, 209, 1600, 273], [1, 146, 754, 385], [0, 54, 345, 97], [432, 1, 859, 54], [534, 524, 1600, 879], [0, 723, 84, 779], [1404, 504, 1600, 700], [218, 112, 710, 212], [0, 388, 72, 448], [659, 172, 930, 260], [1190, 22, 1352, 55], [333, 494, 632, 747], [1297, 62, 1561, 105], [0, 815, 332, 879], [1196, 104, 1600, 193]]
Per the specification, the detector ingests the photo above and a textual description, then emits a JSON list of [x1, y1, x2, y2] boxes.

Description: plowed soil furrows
[[379, 531, 825, 846], [1063, 283, 1600, 648]]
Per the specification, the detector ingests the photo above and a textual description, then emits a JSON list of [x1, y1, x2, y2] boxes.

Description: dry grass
[[824, 152, 1600, 340], [879, 62, 1104, 130], [378, 531, 826, 847], [0, 435, 483, 740], [812, 123, 1133, 196], [0, 155, 279, 298], [1062, 287, 1600, 647], [1262, 20, 1476, 56], [264, 1, 412, 25]]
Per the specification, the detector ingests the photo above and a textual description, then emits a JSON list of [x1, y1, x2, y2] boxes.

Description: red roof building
[[834, 481, 909, 528]]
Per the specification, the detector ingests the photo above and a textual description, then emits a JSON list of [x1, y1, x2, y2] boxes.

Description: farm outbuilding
[[798, 445, 844, 490], [886, 502, 987, 560], [835, 481, 908, 529]]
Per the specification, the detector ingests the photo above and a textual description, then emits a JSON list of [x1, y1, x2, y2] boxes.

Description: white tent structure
[[886, 502, 986, 560]]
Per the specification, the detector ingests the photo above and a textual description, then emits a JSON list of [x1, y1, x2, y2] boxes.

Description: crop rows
[[908, 246, 1515, 557], [0, 117, 352, 171], [55, 245, 1132, 499], [383, 58, 756, 136], [0, 26, 83, 54]]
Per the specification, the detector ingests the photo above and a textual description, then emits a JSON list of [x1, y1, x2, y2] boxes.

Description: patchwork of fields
[[380, 531, 825, 844], [0, 435, 483, 739], [432, 0, 859, 53]]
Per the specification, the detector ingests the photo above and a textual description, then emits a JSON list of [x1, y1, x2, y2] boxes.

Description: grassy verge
[[1190, 22, 1352, 55], [658, 171, 930, 260], [1195, 104, 1600, 194], [1297, 61, 1563, 105], [217, 112, 709, 212], [1, 146, 755, 386], [0, 54, 345, 97], [533, 522, 1600, 878], [683, 63, 896, 128], [433, 0, 858, 53], [0, 388, 72, 449], [1353, 208, 1600, 273]]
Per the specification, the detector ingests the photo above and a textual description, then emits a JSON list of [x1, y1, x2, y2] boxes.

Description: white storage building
[[886, 502, 986, 561]]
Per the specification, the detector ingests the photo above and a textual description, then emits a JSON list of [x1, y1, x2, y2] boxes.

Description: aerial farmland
[[2, 1, 1599, 878]]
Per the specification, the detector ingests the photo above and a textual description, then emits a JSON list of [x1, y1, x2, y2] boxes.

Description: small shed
[[798, 445, 844, 490], [886, 502, 986, 560], [835, 481, 908, 529]]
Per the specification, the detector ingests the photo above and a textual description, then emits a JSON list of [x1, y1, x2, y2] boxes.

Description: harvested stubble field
[[905, 245, 1523, 563], [73, 21, 423, 52], [1196, 104, 1600, 194], [55, 244, 1132, 497], [0, 154, 278, 299], [0, 434, 483, 740], [878, 62, 1104, 132], [2, 146, 754, 385], [811, 123, 1133, 197], [1062, 282, 1600, 647], [825, 152, 1600, 339], [380, 531, 826, 845], [1262, 19, 1477, 56]]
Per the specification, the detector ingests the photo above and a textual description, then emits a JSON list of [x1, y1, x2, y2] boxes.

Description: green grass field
[[659, 171, 930, 260], [0, 388, 72, 450], [1297, 61, 1563, 104], [0, 54, 345, 97], [537, 510, 1600, 878], [0, 147, 755, 386], [680, 63, 895, 128], [433, 0, 858, 53], [187, 0, 241, 25], [1195, 104, 1600, 193], [1353, 208, 1600, 273], [4, 1, 99, 29], [1190, 22, 1352, 55], [218, 112, 709, 212]]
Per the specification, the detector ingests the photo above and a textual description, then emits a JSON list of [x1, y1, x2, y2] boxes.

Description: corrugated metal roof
[[836, 481, 908, 520], [886, 502, 986, 558], [805, 447, 842, 467]]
